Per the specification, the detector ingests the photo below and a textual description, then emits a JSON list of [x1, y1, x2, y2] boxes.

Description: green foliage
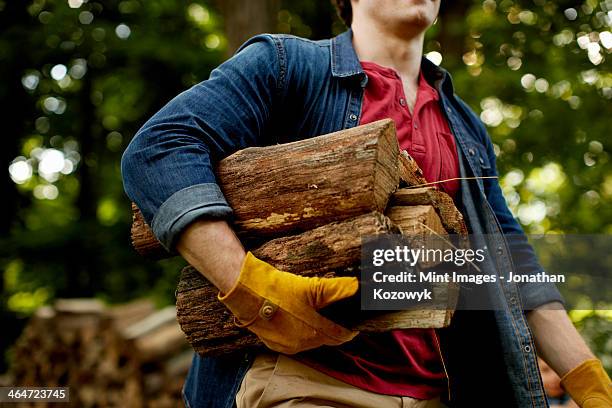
[[438, 0, 612, 234]]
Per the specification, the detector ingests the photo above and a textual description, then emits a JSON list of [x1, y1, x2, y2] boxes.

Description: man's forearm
[[176, 219, 244, 293], [527, 302, 594, 376]]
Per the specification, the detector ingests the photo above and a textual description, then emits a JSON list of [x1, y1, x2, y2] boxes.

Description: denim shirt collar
[[330, 29, 365, 78], [331, 29, 451, 93]]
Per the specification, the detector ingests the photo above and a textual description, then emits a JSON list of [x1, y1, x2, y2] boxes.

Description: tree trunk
[[216, 0, 280, 56]]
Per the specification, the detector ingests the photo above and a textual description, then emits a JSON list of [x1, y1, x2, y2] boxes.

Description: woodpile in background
[[9, 299, 190, 408], [130, 119, 468, 357]]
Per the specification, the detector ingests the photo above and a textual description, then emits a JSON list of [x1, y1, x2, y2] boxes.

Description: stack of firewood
[[130, 119, 468, 357], [9, 299, 191, 408]]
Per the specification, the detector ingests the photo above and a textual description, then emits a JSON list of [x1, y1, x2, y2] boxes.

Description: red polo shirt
[[297, 61, 460, 399]]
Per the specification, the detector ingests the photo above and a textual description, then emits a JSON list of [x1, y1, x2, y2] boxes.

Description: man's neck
[[351, 23, 425, 89]]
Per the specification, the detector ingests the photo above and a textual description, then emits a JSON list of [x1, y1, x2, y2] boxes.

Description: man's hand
[[561, 359, 612, 408], [218, 252, 359, 354], [176, 219, 358, 354]]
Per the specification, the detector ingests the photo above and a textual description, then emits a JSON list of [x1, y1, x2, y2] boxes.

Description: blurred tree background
[[1, 0, 610, 374]]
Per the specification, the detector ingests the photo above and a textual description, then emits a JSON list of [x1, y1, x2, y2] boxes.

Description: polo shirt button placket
[[399, 98, 406, 107]]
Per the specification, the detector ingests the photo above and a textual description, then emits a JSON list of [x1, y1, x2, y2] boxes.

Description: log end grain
[[390, 187, 468, 236]]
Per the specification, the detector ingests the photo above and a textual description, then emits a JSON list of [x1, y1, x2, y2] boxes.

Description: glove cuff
[[218, 252, 280, 327], [561, 359, 612, 406]]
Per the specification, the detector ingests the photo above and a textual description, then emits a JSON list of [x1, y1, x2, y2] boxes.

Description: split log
[[385, 205, 447, 237], [251, 211, 400, 276], [385, 205, 449, 268], [176, 212, 399, 355], [177, 265, 457, 356], [175, 210, 458, 356], [390, 187, 468, 235], [398, 150, 428, 186], [349, 308, 455, 331], [122, 306, 187, 363], [130, 119, 400, 257], [218, 119, 399, 238]]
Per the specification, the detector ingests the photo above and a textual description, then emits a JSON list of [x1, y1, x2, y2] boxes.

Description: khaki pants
[[236, 352, 446, 408]]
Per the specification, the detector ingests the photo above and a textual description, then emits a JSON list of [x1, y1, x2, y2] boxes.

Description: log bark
[[390, 187, 468, 235], [175, 210, 458, 356], [130, 119, 400, 258], [176, 212, 399, 355], [250, 211, 400, 276], [131, 203, 165, 259], [177, 265, 457, 356], [219, 120, 399, 239]]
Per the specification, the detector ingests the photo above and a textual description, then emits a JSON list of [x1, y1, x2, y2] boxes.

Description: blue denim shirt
[[122, 30, 563, 408]]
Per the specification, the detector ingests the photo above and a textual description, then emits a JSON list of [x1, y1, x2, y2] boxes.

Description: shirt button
[[479, 157, 485, 165], [446, 107, 452, 113], [468, 148, 476, 156], [349, 113, 358, 121], [496, 246, 503, 255], [414, 122, 418, 129], [524, 345, 532, 353]]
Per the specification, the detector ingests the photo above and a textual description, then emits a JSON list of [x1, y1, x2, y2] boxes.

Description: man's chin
[[396, 5, 437, 28], [396, 14, 436, 32]]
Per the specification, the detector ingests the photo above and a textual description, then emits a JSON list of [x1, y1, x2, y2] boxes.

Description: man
[[121, 0, 612, 407]]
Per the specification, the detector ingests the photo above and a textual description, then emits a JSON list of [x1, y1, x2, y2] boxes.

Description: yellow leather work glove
[[561, 359, 612, 407], [218, 252, 359, 354]]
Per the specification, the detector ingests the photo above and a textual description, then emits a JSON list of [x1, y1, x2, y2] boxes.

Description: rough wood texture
[[177, 265, 457, 356], [220, 119, 399, 238], [251, 211, 400, 276], [176, 212, 399, 355], [398, 150, 428, 186], [385, 205, 447, 237], [131, 203, 166, 259], [352, 308, 455, 331], [391, 187, 468, 235], [175, 210, 458, 356], [129, 119, 401, 258], [384, 205, 450, 268]]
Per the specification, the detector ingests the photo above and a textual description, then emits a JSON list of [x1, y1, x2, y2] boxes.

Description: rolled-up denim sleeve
[[479, 122, 565, 310], [121, 35, 283, 251]]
